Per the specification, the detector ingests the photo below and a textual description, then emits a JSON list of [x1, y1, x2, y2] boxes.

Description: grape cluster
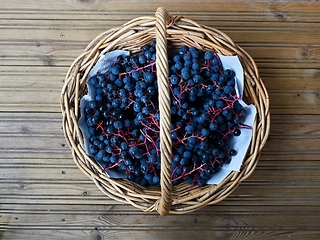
[[83, 42, 247, 187], [167, 46, 246, 186]]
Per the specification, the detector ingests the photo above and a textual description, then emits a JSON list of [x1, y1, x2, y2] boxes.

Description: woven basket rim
[[61, 7, 270, 216]]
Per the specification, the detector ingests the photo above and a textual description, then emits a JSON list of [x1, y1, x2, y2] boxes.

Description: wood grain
[[1, 1, 320, 239]]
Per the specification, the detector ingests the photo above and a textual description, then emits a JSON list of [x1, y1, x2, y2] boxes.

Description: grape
[[185, 124, 195, 134], [183, 151, 192, 159], [180, 158, 189, 167], [110, 65, 120, 75], [234, 129, 241, 136], [175, 62, 183, 70], [181, 71, 190, 80], [173, 55, 181, 63], [113, 120, 123, 129], [115, 78, 123, 87], [133, 102, 141, 112], [230, 149, 237, 156], [179, 45, 188, 53], [170, 75, 180, 85], [215, 100, 225, 109], [211, 73, 219, 81], [89, 76, 99, 86], [143, 72, 155, 83], [193, 75, 203, 84], [138, 54, 146, 65], [147, 86, 156, 96], [153, 175, 160, 184], [204, 51, 214, 60], [141, 45, 150, 51], [88, 100, 97, 109], [144, 50, 152, 59], [132, 71, 140, 80]]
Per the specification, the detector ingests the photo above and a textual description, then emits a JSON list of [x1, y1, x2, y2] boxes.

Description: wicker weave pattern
[[61, 7, 270, 216], [155, 8, 172, 216]]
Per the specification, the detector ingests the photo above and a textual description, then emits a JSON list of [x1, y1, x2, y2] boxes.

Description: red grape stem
[[172, 163, 207, 182], [118, 61, 156, 77]]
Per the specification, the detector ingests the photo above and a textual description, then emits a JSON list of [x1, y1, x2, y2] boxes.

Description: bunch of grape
[[83, 42, 247, 187]]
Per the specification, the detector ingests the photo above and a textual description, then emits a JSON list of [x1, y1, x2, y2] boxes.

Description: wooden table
[[1, 1, 320, 239]]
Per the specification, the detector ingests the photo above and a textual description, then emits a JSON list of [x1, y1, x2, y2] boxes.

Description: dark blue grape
[[175, 62, 183, 70], [212, 148, 219, 156], [181, 71, 190, 80], [114, 78, 123, 87], [230, 149, 237, 156], [201, 128, 210, 137], [132, 71, 140, 80], [147, 86, 156, 96], [185, 124, 194, 134], [180, 46, 188, 53], [95, 94, 103, 103], [110, 65, 120, 75], [143, 72, 155, 83], [173, 55, 181, 63], [133, 102, 141, 112], [184, 60, 192, 68], [180, 158, 189, 167], [215, 100, 224, 109], [123, 77, 132, 84], [211, 73, 219, 81], [138, 54, 146, 64], [88, 100, 97, 109], [199, 142, 208, 151], [113, 120, 123, 129], [193, 74, 203, 84], [140, 162, 149, 173], [234, 129, 241, 136], [152, 175, 160, 184], [183, 53, 192, 61], [170, 75, 180, 85], [144, 50, 152, 59], [89, 76, 99, 86], [204, 51, 214, 60]]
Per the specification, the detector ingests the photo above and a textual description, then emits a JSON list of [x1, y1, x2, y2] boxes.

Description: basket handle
[[155, 7, 172, 216]]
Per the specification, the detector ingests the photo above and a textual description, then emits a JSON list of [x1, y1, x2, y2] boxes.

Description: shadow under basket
[[61, 7, 270, 216]]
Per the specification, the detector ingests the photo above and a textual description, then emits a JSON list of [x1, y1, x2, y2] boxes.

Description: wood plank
[[0, 166, 85, 181], [1, 229, 319, 240], [0, 135, 68, 150], [2, 211, 320, 228], [0, 0, 320, 13], [1, 209, 320, 240], [270, 115, 320, 136], [3, 203, 320, 214], [1, 27, 320, 45], [2, 15, 320, 31], [1, 193, 319, 207], [1, 178, 320, 200], [0, 113, 63, 136], [2, 9, 320, 22], [2, 40, 320, 63]]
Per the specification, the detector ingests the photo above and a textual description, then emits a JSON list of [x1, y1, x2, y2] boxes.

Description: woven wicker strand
[[155, 8, 172, 216], [60, 7, 270, 216]]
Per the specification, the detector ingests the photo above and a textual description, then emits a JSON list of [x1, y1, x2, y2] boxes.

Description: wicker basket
[[61, 7, 270, 216]]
